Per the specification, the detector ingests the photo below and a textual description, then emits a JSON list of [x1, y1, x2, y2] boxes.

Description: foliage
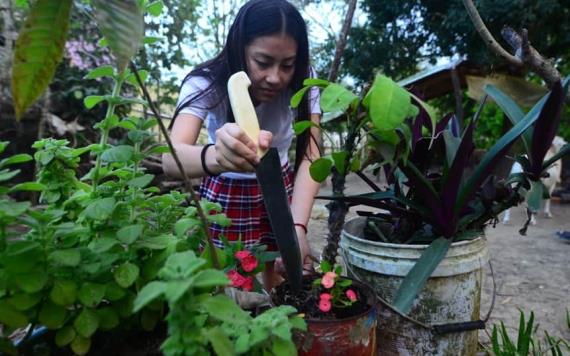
[[486, 310, 570, 356], [134, 250, 306, 356], [311, 261, 357, 313], [219, 237, 279, 293], [292, 73, 569, 315], [4, 1, 303, 354], [341, 0, 570, 83]]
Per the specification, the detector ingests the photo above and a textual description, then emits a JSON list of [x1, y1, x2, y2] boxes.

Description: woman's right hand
[[213, 123, 272, 173]]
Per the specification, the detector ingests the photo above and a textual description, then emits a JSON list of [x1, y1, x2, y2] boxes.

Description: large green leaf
[[114, 262, 139, 288], [92, 0, 144, 72], [309, 157, 333, 183], [39, 301, 67, 329], [133, 281, 166, 312], [0, 300, 29, 328], [364, 75, 411, 131], [484, 84, 531, 153], [74, 308, 99, 338], [319, 83, 358, 113], [392, 237, 451, 314], [11, 0, 73, 119]]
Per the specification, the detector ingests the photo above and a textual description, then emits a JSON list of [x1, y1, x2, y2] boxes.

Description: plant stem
[[92, 73, 124, 192], [129, 62, 219, 269]]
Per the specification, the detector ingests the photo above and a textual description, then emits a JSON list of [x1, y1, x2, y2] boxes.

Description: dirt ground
[[306, 172, 570, 344]]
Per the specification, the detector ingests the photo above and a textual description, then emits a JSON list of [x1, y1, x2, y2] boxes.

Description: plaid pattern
[[199, 163, 294, 251]]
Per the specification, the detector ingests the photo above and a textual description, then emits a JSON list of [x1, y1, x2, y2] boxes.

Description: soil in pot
[[272, 277, 377, 356]]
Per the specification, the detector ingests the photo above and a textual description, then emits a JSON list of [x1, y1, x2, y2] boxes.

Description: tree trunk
[[327, 0, 357, 82]]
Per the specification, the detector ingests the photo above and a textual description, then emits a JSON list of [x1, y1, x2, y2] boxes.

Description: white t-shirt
[[176, 75, 321, 179]]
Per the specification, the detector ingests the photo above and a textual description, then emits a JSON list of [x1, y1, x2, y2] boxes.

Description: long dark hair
[[173, 0, 317, 172]]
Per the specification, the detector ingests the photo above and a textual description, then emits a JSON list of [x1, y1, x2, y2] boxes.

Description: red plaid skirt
[[199, 163, 294, 251]]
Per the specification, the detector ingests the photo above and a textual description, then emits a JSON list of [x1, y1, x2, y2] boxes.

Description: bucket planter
[[272, 276, 377, 356], [340, 217, 489, 355]]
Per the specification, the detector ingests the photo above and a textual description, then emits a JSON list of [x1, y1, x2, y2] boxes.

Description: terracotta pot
[[273, 278, 377, 356]]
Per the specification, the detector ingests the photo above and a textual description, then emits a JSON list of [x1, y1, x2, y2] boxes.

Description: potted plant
[[290, 72, 569, 355], [271, 261, 377, 356], [1, 1, 306, 355]]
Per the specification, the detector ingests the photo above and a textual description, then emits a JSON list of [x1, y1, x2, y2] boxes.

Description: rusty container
[[340, 217, 488, 356], [274, 278, 377, 356]]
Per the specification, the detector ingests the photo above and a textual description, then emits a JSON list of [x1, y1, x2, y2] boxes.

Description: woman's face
[[245, 33, 297, 103]]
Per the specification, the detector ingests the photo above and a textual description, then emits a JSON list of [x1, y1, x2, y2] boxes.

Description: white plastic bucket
[[340, 217, 489, 356]]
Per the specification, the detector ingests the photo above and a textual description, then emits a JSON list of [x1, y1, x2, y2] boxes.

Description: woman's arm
[[290, 113, 322, 263], [162, 113, 272, 178]]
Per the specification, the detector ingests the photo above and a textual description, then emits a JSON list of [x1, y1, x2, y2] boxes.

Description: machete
[[227, 71, 302, 293]]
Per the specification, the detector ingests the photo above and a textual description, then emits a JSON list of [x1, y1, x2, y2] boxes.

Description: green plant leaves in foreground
[[92, 0, 144, 72], [392, 237, 451, 314], [11, 0, 73, 119], [364, 75, 411, 131]]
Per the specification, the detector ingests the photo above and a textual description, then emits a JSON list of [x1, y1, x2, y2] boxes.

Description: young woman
[[163, 0, 321, 286]]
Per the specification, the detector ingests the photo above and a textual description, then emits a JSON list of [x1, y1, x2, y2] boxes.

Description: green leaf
[[83, 197, 116, 220], [10, 182, 45, 192], [133, 281, 166, 312], [145, 144, 170, 155], [104, 282, 126, 301], [0, 153, 32, 167], [1, 240, 41, 273], [527, 180, 544, 213], [320, 83, 358, 113], [392, 237, 452, 314], [114, 262, 140, 288], [49, 248, 81, 266], [146, 1, 163, 16], [0, 169, 20, 182], [364, 75, 411, 131], [117, 224, 144, 244], [293, 120, 318, 135], [192, 269, 229, 289], [206, 327, 235, 356], [290, 86, 311, 108], [484, 84, 530, 152], [78, 283, 106, 307], [101, 145, 134, 163], [7, 293, 42, 311], [11, 0, 73, 119], [74, 308, 99, 338], [127, 174, 154, 188], [201, 295, 250, 323], [135, 234, 173, 249], [303, 78, 330, 87], [84, 65, 115, 80], [92, 0, 144, 71], [331, 151, 348, 175], [272, 337, 296, 356], [0, 301, 29, 328], [55, 326, 76, 347], [96, 307, 119, 331], [50, 280, 77, 306], [309, 157, 333, 183], [84, 95, 106, 109], [174, 218, 200, 237], [70, 335, 92, 355], [39, 301, 67, 329], [208, 213, 232, 227], [88, 238, 120, 255], [409, 93, 437, 138], [143, 36, 162, 45], [15, 269, 48, 293]]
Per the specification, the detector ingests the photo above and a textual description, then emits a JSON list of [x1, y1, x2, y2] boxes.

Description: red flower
[[321, 272, 337, 289], [235, 250, 258, 272], [346, 289, 357, 302], [319, 293, 332, 312], [242, 276, 254, 291], [227, 270, 247, 288]]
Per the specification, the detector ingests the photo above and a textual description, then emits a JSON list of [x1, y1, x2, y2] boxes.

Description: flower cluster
[[226, 250, 259, 291], [314, 263, 358, 313]]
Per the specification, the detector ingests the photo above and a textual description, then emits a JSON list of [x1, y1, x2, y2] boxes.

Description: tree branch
[[461, 0, 522, 67], [327, 0, 358, 82]]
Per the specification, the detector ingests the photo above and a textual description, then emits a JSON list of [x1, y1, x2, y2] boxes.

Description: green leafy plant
[[134, 250, 306, 356], [312, 261, 358, 314], [486, 310, 570, 356], [292, 73, 570, 315]]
